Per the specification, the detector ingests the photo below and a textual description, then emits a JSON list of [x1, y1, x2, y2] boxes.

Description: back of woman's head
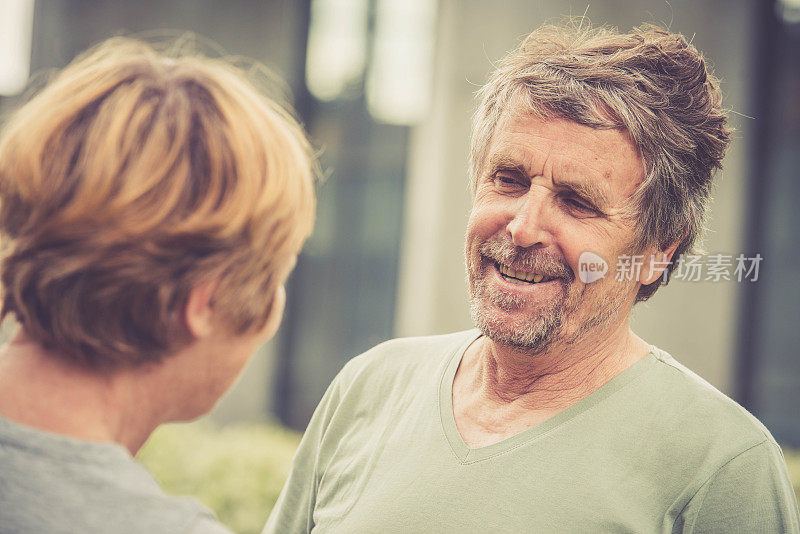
[[0, 37, 316, 370]]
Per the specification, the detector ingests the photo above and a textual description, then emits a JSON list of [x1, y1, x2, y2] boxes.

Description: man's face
[[465, 111, 650, 354]]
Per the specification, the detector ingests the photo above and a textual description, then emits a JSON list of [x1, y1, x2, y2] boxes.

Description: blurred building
[[0, 0, 797, 445]]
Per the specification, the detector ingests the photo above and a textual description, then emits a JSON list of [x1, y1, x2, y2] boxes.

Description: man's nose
[[506, 189, 554, 248]]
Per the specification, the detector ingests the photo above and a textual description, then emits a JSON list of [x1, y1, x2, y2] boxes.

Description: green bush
[[138, 421, 800, 534], [786, 447, 800, 502], [137, 420, 300, 534]]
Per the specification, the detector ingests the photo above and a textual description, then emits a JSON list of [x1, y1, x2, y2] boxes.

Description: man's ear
[[640, 237, 684, 286], [184, 280, 220, 339]]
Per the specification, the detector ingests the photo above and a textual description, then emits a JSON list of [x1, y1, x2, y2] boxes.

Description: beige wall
[[396, 0, 756, 394]]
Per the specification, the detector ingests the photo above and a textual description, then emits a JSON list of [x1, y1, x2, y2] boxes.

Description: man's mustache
[[478, 236, 575, 282]]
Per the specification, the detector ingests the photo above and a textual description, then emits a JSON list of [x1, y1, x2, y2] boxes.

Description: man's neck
[[0, 332, 171, 455], [452, 323, 652, 448], [477, 325, 647, 405]]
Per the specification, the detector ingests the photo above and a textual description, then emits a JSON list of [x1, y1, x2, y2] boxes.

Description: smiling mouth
[[495, 262, 557, 284]]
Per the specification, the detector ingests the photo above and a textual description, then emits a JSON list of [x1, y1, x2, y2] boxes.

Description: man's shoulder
[[636, 348, 799, 530], [643, 346, 776, 454], [342, 329, 479, 375], [335, 330, 478, 391], [307, 330, 478, 433]]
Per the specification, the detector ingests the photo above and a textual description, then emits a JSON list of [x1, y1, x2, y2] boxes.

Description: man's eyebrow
[[553, 177, 610, 208], [485, 154, 528, 175]]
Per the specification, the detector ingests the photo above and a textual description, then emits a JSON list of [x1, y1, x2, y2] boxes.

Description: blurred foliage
[[137, 420, 300, 534], [786, 447, 800, 502], [138, 421, 800, 534]]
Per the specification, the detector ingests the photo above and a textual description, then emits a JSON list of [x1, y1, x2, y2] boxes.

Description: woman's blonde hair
[[0, 37, 316, 369]]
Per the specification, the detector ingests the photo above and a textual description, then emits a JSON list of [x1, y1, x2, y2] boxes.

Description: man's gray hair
[[470, 23, 731, 301]]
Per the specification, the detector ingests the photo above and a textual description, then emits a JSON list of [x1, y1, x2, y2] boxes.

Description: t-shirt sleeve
[[678, 439, 800, 533], [262, 370, 347, 534]]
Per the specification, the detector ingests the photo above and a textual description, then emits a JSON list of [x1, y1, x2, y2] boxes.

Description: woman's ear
[[259, 285, 287, 342], [184, 280, 220, 339]]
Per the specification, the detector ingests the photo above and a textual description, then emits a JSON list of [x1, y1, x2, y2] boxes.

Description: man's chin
[[470, 306, 562, 355]]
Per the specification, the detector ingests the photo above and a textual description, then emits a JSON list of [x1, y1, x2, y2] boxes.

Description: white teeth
[[533, 274, 543, 283]]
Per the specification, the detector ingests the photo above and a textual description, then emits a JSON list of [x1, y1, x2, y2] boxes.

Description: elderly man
[[265, 24, 800, 533]]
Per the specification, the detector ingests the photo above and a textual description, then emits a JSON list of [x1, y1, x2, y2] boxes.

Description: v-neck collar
[[438, 331, 658, 464]]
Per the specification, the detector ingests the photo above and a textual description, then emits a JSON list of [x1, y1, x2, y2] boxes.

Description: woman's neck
[[0, 331, 165, 455]]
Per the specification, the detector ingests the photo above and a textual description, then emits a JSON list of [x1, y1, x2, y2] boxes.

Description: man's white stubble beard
[[468, 269, 568, 355], [466, 237, 630, 356], [466, 237, 572, 355]]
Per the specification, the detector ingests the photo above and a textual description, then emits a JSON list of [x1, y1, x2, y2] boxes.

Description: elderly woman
[[0, 38, 315, 533]]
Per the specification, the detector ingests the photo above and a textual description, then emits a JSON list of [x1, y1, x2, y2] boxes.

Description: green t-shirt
[[264, 330, 800, 533]]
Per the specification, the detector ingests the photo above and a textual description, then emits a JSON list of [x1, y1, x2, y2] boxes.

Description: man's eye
[[493, 173, 519, 187], [563, 197, 595, 213]]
